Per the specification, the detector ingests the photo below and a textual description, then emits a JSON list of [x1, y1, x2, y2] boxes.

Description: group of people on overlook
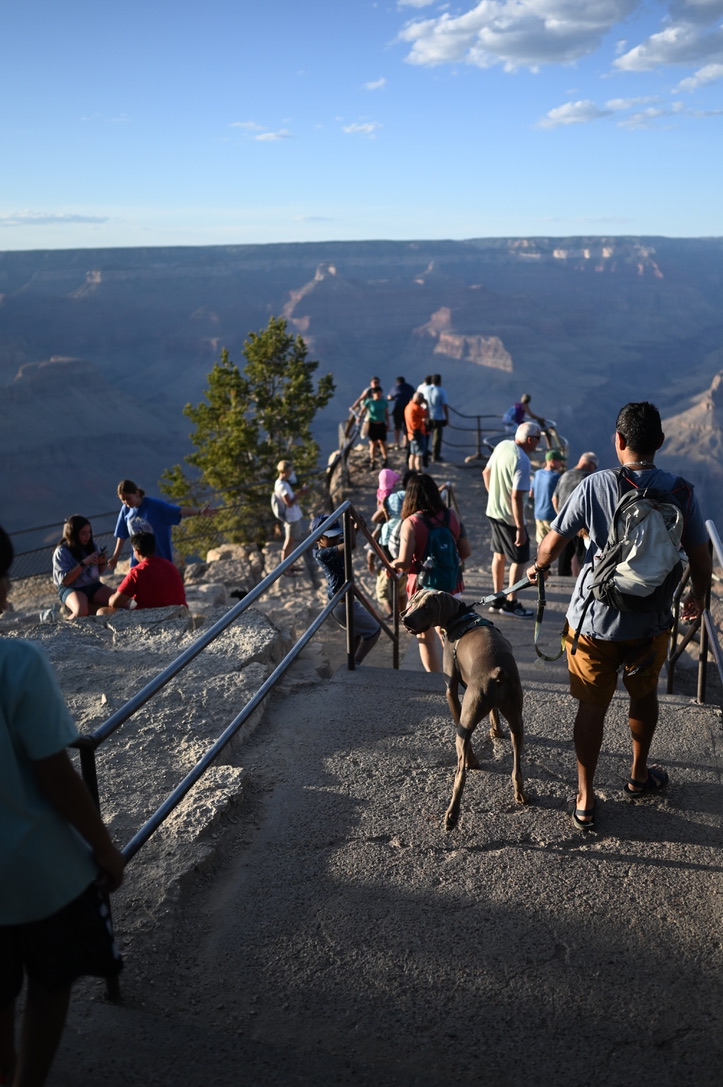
[[0, 382, 714, 1085]]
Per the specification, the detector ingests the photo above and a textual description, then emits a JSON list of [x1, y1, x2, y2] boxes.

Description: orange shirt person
[[404, 393, 429, 471]]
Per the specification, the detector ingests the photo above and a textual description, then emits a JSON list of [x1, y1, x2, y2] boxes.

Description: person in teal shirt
[[0, 525, 125, 1087], [364, 386, 390, 468]]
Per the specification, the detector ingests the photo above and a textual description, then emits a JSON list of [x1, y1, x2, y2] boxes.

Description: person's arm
[[482, 465, 491, 492], [107, 537, 125, 571], [60, 550, 101, 587], [526, 529, 571, 582], [392, 521, 414, 573], [106, 589, 132, 610], [457, 534, 472, 562], [33, 750, 125, 890], [680, 542, 713, 621], [510, 489, 528, 547]]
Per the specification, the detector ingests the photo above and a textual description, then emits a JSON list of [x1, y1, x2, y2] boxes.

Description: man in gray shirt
[[552, 451, 598, 576], [528, 402, 711, 833]]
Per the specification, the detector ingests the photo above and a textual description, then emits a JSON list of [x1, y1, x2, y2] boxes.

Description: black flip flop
[[568, 798, 596, 831], [623, 766, 669, 798]]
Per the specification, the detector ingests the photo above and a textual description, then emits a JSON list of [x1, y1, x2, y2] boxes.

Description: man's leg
[[507, 561, 524, 599], [573, 701, 607, 820], [628, 690, 660, 788], [432, 422, 443, 461], [491, 552, 506, 594], [0, 1000, 16, 1081], [14, 980, 71, 1087]]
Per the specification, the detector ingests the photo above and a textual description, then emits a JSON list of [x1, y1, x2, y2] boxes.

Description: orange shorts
[[566, 628, 670, 709]]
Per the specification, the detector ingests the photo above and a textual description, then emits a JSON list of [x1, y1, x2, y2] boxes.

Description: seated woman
[[393, 473, 471, 673], [52, 515, 112, 618]]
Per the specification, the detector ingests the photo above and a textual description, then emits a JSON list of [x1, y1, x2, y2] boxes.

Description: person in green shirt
[[364, 386, 390, 469]]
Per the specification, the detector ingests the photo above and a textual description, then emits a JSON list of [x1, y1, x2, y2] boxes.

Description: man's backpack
[[271, 490, 287, 522], [575, 468, 689, 638], [416, 509, 460, 592]]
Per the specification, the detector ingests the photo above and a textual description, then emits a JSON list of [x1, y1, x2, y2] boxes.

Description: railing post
[[475, 416, 482, 460], [76, 739, 121, 1003], [343, 508, 355, 670]]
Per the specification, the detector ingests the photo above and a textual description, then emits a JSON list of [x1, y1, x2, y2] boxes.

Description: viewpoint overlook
[[1, 235, 723, 534]]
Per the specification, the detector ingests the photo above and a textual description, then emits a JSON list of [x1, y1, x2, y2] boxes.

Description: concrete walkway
[[55, 456, 723, 1087]]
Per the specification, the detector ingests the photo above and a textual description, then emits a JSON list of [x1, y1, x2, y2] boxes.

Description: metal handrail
[[667, 523, 723, 705], [73, 500, 400, 846]]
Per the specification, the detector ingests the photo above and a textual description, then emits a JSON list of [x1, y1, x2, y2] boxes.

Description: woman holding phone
[[52, 515, 112, 618]]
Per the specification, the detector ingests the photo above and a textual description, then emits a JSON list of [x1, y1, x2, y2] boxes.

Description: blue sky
[[2, 0, 722, 249]]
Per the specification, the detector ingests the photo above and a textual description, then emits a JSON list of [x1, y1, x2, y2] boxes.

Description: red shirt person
[[97, 533, 187, 613]]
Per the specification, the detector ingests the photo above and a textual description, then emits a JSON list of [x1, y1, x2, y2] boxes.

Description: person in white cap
[[482, 421, 541, 618]]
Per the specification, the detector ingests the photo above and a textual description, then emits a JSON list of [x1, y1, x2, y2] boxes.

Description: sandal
[[568, 798, 595, 831], [623, 766, 669, 798]]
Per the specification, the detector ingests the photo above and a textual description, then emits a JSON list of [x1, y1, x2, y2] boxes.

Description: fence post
[[76, 739, 121, 1003], [343, 508, 355, 670]]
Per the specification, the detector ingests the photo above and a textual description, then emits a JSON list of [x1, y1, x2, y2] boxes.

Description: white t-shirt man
[[485, 441, 532, 525]]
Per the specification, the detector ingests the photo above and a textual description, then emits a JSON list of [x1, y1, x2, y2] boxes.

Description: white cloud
[[675, 60, 723, 89], [537, 99, 614, 128], [398, 0, 436, 7], [0, 211, 109, 227], [254, 129, 292, 141], [363, 77, 387, 90], [614, 15, 723, 71], [342, 121, 383, 136], [398, 1, 640, 72], [605, 95, 659, 109], [230, 121, 264, 130]]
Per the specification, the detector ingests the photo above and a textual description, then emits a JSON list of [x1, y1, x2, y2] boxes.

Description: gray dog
[[401, 588, 526, 830]]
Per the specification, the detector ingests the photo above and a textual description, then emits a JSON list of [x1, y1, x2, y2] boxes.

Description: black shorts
[[368, 421, 387, 442], [488, 518, 530, 564], [0, 882, 122, 1001]]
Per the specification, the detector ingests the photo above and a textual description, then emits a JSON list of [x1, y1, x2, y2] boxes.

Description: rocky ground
[[4, 440, 721, 1086]]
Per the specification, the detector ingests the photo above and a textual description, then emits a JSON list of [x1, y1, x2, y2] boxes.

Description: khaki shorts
[[566, 628, 670, 709]]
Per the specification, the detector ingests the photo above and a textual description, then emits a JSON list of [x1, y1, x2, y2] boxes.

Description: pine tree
[[161, 317, 335, 555]]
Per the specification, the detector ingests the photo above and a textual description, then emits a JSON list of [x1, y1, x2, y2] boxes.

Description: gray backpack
[[271, 490, 287, 522], [573, 468, 689, 648]]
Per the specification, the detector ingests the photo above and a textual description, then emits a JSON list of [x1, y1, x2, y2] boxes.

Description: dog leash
[[533, 572, 567, 662], [470, 576, 566, 662], [469, 576, 532, 609]]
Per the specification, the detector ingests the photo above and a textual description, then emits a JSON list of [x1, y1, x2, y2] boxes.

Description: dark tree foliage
[[162, 317, 335, 554]]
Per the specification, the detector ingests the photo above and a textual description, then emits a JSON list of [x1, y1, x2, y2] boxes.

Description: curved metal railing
[[667, 522, 723, 706]]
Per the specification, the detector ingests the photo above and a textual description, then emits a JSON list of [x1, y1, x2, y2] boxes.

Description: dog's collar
[[443, 607, 494, 643]]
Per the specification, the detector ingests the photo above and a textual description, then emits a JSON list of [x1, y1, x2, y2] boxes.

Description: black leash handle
[[471, 576, 532, 608], [533, 572, 566, 661]]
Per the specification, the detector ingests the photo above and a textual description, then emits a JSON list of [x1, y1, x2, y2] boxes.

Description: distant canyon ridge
[[1, 236, 722, 537]]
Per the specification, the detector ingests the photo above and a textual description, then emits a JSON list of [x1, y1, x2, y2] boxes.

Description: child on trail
[[311, 516, 381, 665]]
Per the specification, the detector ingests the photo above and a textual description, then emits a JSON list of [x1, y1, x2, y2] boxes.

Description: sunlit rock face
[[1, 236, 722, 531]]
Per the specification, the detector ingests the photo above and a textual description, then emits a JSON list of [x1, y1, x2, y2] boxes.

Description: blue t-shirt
[[114, 495, 182, 566], [530, 469, 561, 521], [0, 640, 97, 924], [552, 467, 707, 640], [314, 544, 346, 599]]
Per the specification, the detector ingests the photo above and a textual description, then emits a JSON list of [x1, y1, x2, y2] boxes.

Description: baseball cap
[[310, 515, 343, 537], [515, 422, 542, 441], [545, 449, 564, 461]]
